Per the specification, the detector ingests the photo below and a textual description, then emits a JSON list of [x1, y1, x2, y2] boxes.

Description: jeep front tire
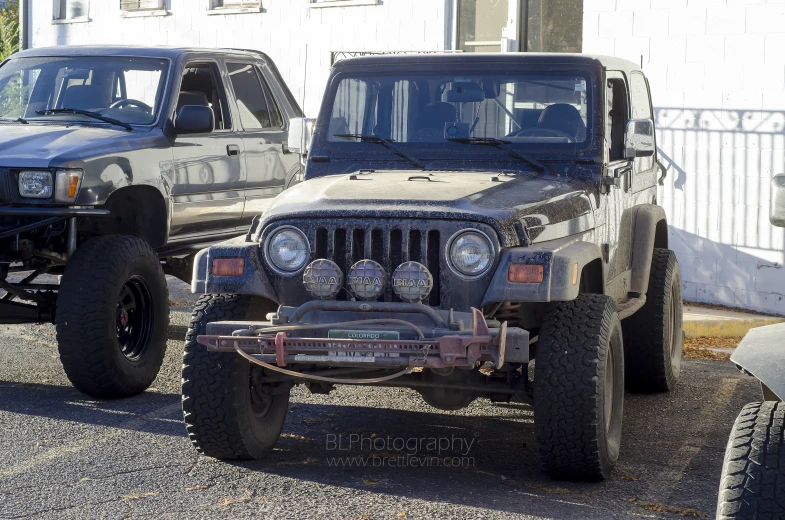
[[56, 235, 169, 398], [182, 294, 289, 459], [534, 294, 625, 481]]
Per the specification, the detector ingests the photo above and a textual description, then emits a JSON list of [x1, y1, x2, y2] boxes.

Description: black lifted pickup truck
[[0, 46, 302, 398], [185, 53, 681, 480]]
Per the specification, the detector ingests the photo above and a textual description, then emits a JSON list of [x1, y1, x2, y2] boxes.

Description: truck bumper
[[197, 301, 530, 369]]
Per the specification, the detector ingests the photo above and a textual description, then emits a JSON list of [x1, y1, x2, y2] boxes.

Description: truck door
[[169, 61, 246, 237], [224, 61, 294, 220]]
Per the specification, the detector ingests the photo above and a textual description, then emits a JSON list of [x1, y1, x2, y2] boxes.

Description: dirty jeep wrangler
[[0, 46, 302, 398], [184, 53, 682, 480]]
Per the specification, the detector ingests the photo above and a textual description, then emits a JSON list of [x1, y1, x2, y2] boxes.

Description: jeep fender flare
[[731, 322, 785, 401], [630, 204, 668, 296], [481, 236, 604, 305], [192, 238, 279, 303]]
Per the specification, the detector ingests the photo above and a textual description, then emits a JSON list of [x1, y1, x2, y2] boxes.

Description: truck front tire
[[717, 401, 785, 520], [622, 248, 683, 393], [534, 294, 625, 481], [56, 235, 169, 398], [182, 294, 289, 460]]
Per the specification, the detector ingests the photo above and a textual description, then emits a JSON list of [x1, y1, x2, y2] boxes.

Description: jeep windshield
[[323, 71, 592, 160], [0, 56, 169, 126]]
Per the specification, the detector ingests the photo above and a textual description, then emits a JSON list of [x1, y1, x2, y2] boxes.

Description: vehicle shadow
[[0, 381, 185, 437]]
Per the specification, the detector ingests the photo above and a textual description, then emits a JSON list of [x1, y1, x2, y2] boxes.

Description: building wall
[[584, 0, 785, 315], [29, 0, 449, 115]]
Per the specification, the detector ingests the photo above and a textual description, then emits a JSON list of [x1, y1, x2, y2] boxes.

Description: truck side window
[[227, 62, 273, 129], [177, 62, 230, 130], [607, 78, 628, 162], [258, 68, 284, 128], [629, 72, 654, 171]]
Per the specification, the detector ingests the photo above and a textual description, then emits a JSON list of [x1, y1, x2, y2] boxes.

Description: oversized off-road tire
[[534, 294, 625, 481], [717, 402, 785, 519], [622, 248, 683, 393], [182, 294, 288, 460], [56, 235, 169, 399]]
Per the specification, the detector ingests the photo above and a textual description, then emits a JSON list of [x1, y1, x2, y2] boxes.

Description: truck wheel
[[56, 235, 168, 398], [622, 248, 683, 393], [182, 294, 288, 460], [534, 294, 624, 481], [717, 401, 785, 519]]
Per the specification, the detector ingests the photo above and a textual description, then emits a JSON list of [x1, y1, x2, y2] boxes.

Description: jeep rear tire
[[182, 294, 288, 460], [56, 235, 169, 398], [534, 294, 624, 481], [622, 248, 683, 393], [717, 401, 785, 520]]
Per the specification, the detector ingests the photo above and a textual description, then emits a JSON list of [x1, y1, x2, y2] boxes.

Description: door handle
[[227, 144, 241, 157]]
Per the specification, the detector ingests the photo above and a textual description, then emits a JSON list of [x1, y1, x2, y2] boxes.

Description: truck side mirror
[[175, 106, 214, 134], [287, 117, 315, 155], [771, 175, 785, 227], [624, 119, 655, 159]]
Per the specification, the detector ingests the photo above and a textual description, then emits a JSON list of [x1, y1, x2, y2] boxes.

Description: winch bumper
[[197, 301, 530, 369]]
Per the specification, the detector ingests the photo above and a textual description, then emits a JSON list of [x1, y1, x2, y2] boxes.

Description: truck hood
[[263, 170, 597, 245], [0, 124, 153, 169]]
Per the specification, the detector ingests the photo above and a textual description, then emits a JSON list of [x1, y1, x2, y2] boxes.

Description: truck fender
[[192, 237, 279, 302], [481, 237, 603, 305], [630, 204, 668, 295], [731, 322, 785, 401]]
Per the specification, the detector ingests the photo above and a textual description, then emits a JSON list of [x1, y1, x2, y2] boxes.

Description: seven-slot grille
[[308, 220, 442, 306]]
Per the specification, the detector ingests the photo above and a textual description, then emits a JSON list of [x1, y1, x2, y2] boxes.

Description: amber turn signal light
[[508, 264, 544, 283], [212, 258, 244, 276]]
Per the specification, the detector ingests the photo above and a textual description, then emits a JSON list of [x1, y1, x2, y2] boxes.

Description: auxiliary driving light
[[391, 261, 433, 302], [303, 259, 343, 299], [347, 259, 387, 300]]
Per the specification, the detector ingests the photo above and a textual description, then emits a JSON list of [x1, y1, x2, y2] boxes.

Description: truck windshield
[[325, 72, 591, 152], [0, 56, 169, 126]]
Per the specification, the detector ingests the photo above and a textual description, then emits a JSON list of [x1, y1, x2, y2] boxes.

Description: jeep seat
[[410, 102, 457, 142], [535, 103, 586, 142]]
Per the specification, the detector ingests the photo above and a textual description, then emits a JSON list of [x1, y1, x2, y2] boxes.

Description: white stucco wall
[[29, 0, 449, 115], [585, 0, 785, 315]]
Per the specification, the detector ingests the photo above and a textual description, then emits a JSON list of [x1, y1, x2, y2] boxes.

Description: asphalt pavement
[[0, 278, 762, 519]]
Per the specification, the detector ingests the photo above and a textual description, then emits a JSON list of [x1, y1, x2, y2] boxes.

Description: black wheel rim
[[250, 382, 274, 418], [668, 283, 683, 375], [116, 276, 155, 360], [604, 347, 615, 433]]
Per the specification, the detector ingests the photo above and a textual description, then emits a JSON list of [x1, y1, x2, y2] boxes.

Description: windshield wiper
[[0, 117, 28, 124], [36, 108, 133, 131], [333, 133, 426, 169], [446, 137, 559, 177]]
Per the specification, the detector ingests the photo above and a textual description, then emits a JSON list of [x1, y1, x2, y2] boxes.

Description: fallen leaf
[[622, 475, 639, 481], [184, 485, 208, 491], [363, 480, 379, 485], [398, 513, 407, 518]]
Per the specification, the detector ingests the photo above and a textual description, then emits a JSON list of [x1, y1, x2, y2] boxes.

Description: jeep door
[[169, 60, 246, 237], [223, 60, 298, 220], [600, 71, 636, 299]]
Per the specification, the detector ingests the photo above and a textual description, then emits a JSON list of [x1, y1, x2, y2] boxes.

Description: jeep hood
[[264, 170, 597, 245], [0, 124, 155, 169]]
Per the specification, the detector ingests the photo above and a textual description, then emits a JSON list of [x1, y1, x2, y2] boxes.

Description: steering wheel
[[109, 98, 153, 113], [511, 127, 576, 142]]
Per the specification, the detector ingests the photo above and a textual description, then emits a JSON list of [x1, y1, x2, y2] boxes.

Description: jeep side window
[[629, 72, 655, 171], [177, 62, 231, 130], [606, 78, 628, 162]]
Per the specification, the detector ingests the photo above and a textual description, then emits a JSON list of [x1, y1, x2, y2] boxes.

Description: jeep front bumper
[[197, 300, 530, 369]]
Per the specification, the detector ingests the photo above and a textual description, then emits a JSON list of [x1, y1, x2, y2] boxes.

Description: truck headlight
[[18, 171, 53, 198], [266, 226, 309, 273], [447, 230, 493, 277], [54, 169, 83, 203]]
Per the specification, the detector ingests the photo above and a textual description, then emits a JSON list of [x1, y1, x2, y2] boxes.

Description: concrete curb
[[683, 316, 785, 339]]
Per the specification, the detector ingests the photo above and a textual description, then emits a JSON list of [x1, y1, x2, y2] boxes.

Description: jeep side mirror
[[624, 119, 655, 159], [771, 175, 785, 227], [287, 117, 315, 155], [175, 105, 214, 134]]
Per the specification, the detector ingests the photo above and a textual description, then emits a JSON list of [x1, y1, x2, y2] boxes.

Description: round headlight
[[448, 230, 493, 277], [303, 259, 343, 299], [266, 227, 309, 273], [392, 261, 433, 302]]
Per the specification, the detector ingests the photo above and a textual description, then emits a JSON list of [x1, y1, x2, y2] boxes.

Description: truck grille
[[311, 222, 441, 306]]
